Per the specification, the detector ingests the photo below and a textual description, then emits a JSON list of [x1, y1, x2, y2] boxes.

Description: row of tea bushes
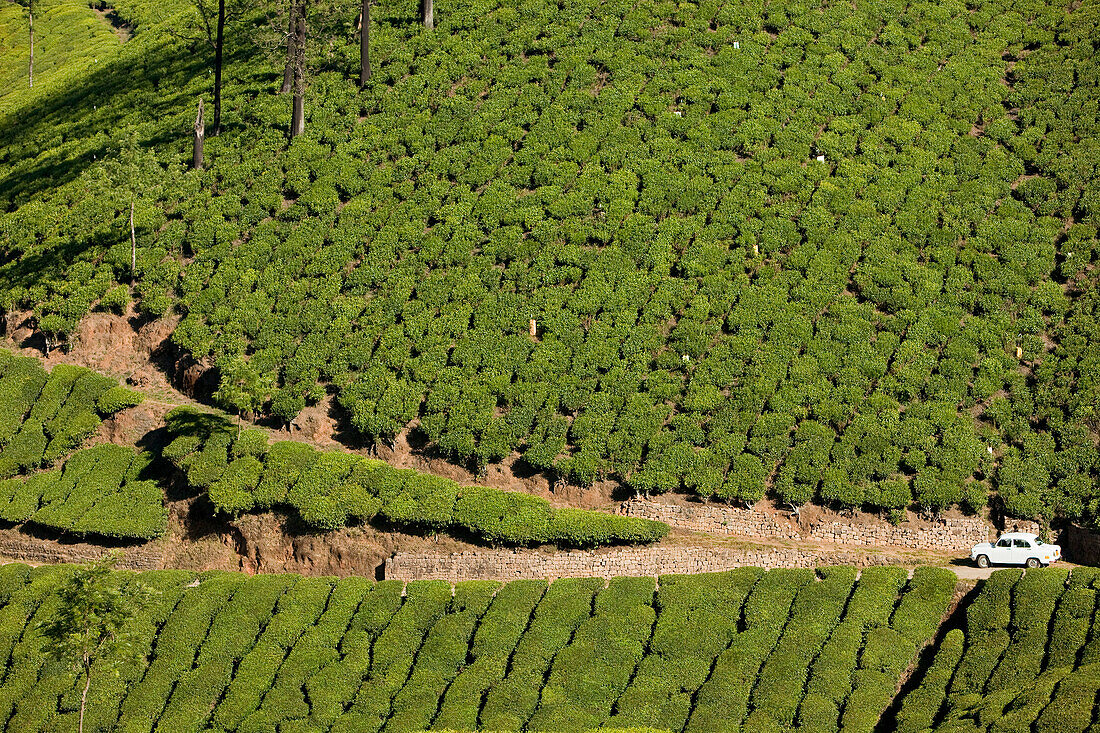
[[162, 407, 668, 548], [0, 563, 956, 731], [897, 567, 1100, 732], [0, 349, 142, 478], [0, 443, 166, 539]]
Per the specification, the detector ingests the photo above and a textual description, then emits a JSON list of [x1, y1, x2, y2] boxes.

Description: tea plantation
[[896, 567, 1100, 732], [0, 349, 142, 478], [0, 443, 167, 540], [0, 563, 964, 732], [0, 349, 667, 546], [0, 0, 1098, 528], [161, 406, 667, 546]]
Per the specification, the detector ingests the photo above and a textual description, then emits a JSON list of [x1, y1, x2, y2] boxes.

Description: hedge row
[[0, 564, 963, 731], [895, 567, 1100, 732], [607, 568, 763, 730], [527, 576, 657, 731], [0, 350, 142, 479], [162, 407, 668, 548], [0, 443, 166, 539]]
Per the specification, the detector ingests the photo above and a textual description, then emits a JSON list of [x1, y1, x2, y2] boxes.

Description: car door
[[1014, 539, 1035, 564], [989, 538, 1013, 564]]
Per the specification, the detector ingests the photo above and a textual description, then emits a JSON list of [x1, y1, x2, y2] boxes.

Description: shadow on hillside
[[874, 580, 985, 732], [0, 38, 207, 209], [0, 227, 118, 292]]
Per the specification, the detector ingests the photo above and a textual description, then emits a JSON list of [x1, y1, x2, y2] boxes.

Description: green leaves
[[38, 552, 155, 684], [163, 408, 669, 547], [0, 444, 167, 540]]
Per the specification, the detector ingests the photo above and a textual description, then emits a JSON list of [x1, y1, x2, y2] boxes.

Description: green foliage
[[162, 408, 668, 548], [38, 552, 155, 731], [0, 563, 1034, 732], [897, 567, 1100, 733], [2, 0, 1097, 525], [0, 444, 166, 539], [0, 350, 141, 479]]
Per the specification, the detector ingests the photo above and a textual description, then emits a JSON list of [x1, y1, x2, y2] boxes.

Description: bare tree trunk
[[421, 0, 433, 29], [129, 201, 137, 282], [289, 2, 306, 138], [213, 0, 225, 134], [359, 0, 370, 87], [27, 7, 33, 87], [79, 669, 90, 733], [193, 97, 205, 170], [280, 0, 297, 93]]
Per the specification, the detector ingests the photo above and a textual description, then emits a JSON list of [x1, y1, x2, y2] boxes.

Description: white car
[[970, 532, 1061, 569]]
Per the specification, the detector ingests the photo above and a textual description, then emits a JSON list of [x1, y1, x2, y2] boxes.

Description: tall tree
[[193, 96, 205, 170], [280, 0, 297, 93], [38, 552, 154, 733], [421, 0, 432, 29], [359, 0, 370, 86], [187, 0, 253, 135], [213, 0, 226, 133], [16, 0, 36, 87], [289, 0, 307, 138]]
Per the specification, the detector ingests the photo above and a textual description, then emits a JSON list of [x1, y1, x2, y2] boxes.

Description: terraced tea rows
[[0, 564, 955, 732], [897, 567, 1100, 732], [0, 349, 142, 479], [163, 406, 668, 547], [0, 443, 166, 540]]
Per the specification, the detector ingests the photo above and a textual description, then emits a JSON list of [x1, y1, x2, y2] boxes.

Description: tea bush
[[0, 349, 142, 478], [898, 567, 1100, 732], [0, 564, 958, 731], [0, 443, 166, 539]]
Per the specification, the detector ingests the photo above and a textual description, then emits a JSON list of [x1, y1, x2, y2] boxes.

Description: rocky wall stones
[[618, 498, 801, 539], [0, 526, 166, 570], [620, 498, 991, 551], [385, 546, 917, 581], [1061, 524, 1100, 566], [806, 517, 990, 551]]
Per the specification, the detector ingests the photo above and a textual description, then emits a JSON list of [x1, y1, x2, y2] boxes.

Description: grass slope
[[0, 0, 123, 113]]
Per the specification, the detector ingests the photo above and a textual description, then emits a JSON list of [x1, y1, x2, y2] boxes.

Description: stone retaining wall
[[618, 498, 800, 540], [385, 546, 916, 582], [0, 528, 166, 570], [807, 517, 989, 550], [1062, 524, 1100, 565], [620, 498, 991, 551]]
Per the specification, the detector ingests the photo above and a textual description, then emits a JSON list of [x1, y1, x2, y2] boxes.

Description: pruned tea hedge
[[0, 349, 142, 478], [162, 407, 668, 547], [0, 564, 957, 731], [0, 443, 166, 540], [898, 567, 1100, 732]]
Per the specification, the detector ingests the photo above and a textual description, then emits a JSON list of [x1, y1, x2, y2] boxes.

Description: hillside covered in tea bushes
[[161, 406, 668, 546], [896, 566, 1100, 732], [8, 562, 1100, 733], [0, 563, 959, 732], [0, 348, 667, 548], [1, 0, 1099, 529]]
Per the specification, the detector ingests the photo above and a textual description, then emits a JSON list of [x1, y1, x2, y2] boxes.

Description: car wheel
[[976, 555, 989, 569], [1026, 558, 1040, 569]]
